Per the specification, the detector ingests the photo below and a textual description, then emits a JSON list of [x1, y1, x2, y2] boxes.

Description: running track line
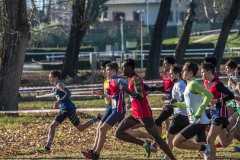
[[0, 108, 162, 114]]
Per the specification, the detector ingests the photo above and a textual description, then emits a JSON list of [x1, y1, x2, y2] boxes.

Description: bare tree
[[213, 0, 240, 73], [174, 0, 197, 65], [0, 0, 30, 111], [61, 0, 108, 78], [144, 0, 172, 80], [202, 0, 231, 23]]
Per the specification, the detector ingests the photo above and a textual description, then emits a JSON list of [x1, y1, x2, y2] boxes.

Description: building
[[103, 0, 189, 27]]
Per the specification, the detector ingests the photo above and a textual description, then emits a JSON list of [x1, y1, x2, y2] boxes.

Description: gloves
[[170, 99, 177, 104]]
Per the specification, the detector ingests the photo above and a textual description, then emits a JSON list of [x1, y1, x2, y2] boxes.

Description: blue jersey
[[55, 88, 76, 110]]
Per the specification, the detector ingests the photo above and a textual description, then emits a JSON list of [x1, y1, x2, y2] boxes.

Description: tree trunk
[[213, 0, 240, 73], [61, 0, 87, 78], [175, 0, 197, 65], [145, 0, 172, 80], [61, 0, 108, 78], [0, 0, 29, 111]]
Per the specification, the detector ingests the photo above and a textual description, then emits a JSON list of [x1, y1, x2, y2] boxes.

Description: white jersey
[[172, 79, 188, 116], [184, 80, 210, 124]]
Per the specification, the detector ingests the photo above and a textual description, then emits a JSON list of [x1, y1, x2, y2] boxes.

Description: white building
[[104, 0, 189, 26]]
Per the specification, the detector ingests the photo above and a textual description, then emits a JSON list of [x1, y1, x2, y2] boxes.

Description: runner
[[82, 62, 127, 159], [171, 61, 213, 160], [81, 60, 111, 156], [164, 65, 189, 160], [115, 58, 176, 160], [201, 63, 236, 159], [36, 70, 101, 154], [152, 56, 175, 136]]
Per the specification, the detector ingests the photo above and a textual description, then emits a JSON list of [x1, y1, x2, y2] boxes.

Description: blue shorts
[[105, 109, 125, 126], [101, 104, 112, 123]]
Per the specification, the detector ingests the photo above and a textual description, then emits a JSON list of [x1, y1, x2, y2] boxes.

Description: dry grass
[[0, 112, 239, 159]]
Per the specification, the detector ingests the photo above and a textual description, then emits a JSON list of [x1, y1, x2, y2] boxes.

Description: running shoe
[[151, 142, 158, 153], [82, 151, 99, 160], [96, 113, 102, 121], [203, 144, 211, 160], [215, 142, 223, 148], [144, 140, 151, 158], [81, 149, 93, 154], [36, 147, 51, 154], [234, 146, 240, 152]]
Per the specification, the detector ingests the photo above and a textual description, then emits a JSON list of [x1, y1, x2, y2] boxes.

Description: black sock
[[200, 144, 206, 151]]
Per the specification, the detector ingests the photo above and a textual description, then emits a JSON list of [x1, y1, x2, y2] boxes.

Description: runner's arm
[[57, 83, 71, 102], [216, 81, 234, 102]]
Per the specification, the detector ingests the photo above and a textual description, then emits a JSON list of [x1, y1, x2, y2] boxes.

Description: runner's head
[[201, 63, 215, 81], [100, 61, 111, 77], [225, 59, 237, 77], [162, 56, 175, 72], [169, 65, 182, 83], [182, 61, 198, 80], [122, 58, 135, 77], [49, 70, 60, 85], [106, 62, 118, 78]]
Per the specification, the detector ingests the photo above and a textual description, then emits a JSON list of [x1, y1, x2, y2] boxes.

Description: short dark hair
[[164, 56, 175, 65], [184, 61, 199, 77], [202, 63, 215, 74], [171, 65, 182, 75], [106, 62, 119, 73], [124, 58, 135, 70], [50, 70, 61, 79], [204, 56, 217, 67], [225, 59, 237, 69], [101, 61, 111, 68]]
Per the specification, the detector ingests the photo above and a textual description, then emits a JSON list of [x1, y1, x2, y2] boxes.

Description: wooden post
[[90, 52, 97, 70]]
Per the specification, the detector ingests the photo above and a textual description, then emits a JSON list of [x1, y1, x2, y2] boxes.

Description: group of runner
[[36, 56, 240, 160]]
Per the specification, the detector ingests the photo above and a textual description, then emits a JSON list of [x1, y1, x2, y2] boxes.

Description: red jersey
[[128, 73, 152, 118], [109, 78, 125, 113], [162, 72, 174, 93], [204, 78, 227, 118]]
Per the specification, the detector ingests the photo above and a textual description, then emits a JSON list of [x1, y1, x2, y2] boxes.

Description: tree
[[144, 0, 172, 80], [175, 0, 197, 65], [201, 0, 232, 28], [61, 0, 108, 78], [213, 0, 240, 73], [0, 0, 30, 111]]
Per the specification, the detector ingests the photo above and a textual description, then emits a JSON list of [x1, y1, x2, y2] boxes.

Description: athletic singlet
[[184, 80, 210, 124], [103, 79, 111, 105], [109, 74, 127, 113], [128, 73, 152, 118], [162, 72, 174, 93], [204, 79, 229, 118], [55, 87, 76, 110], [172, 79, 188, 116]]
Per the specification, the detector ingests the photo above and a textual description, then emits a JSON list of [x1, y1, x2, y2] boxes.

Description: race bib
[[112, 99, 117, 109]]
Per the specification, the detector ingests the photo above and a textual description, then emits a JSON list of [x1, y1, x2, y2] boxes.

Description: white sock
[[143, 141, 148, 147]]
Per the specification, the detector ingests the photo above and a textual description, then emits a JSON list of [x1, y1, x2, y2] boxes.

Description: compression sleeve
[[215, 81, 235, 102], [171, 101, 187, 109]]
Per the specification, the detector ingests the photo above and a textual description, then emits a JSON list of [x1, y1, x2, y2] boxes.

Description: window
[[133, 11, 140, 21], [113, 12, 125, 21]]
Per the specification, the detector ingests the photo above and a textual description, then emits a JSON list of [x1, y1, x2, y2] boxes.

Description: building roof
[[105, 0, 161, 5]]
